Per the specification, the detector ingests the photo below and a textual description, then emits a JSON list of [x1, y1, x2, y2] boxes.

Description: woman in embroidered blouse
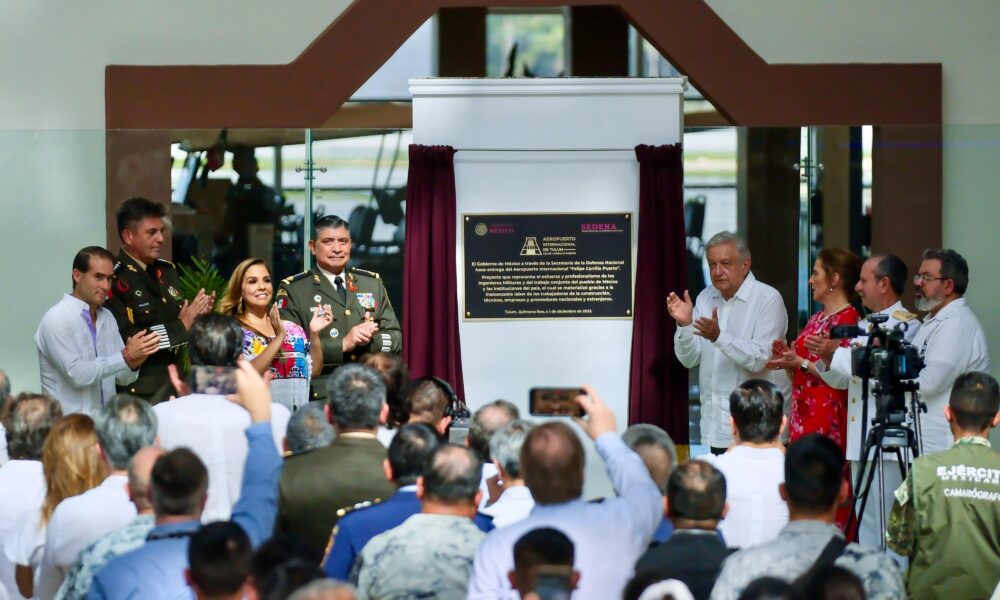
[[766, 247, 863, 451], [220, 258, 332, 411]]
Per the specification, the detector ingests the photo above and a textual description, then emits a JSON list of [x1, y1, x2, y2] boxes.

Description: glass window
[[486, 10, 566, 77]]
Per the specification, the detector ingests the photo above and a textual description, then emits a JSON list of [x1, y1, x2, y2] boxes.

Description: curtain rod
[[453, 147, 641, 152]]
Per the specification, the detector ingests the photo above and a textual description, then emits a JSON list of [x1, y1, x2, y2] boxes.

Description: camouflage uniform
[[354, 513, 485, 600], [886, 436, 1000, 600], [710, 520, 905, 600]]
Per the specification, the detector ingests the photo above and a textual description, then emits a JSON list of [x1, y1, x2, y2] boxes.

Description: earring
[[828, 287, 834, 292]]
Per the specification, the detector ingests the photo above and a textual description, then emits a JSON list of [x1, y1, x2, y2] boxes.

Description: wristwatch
[[799, 359, 810, 373]]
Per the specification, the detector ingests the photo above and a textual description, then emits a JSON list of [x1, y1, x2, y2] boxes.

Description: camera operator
[[885, 372, 1000, 600], [809, 254, 920, 546], [909, 249, 990, 454]]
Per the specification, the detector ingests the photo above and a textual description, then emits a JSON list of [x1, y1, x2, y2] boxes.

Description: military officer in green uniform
[[886, 371, 1000, 600], [276, 215, 402, 402], [104, 197, 215, 403]]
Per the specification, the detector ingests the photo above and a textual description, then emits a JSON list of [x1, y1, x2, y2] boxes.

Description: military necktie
[[334, 275, 347, 304]]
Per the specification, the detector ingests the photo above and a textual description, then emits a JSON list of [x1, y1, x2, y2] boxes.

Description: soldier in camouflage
[[354, 444, 486, 600], [886, 371, 1000, 600], [711, 434, 904, 600]]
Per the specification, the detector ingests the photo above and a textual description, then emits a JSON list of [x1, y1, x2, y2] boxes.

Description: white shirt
[[701, 447, 787, 548], [819, 301, 921, 461], [674, 273, 791, 448], [0, 461, 45, 600], [910, 298, 990, 454], [154, 394, 290, 522], [4, 511, 45, 598], [478, 462, 499, 511], [480, 485, 535, 529], [35, 475, 135, 600], [35, 294, 138, 416], [468, 434, 662, 600]]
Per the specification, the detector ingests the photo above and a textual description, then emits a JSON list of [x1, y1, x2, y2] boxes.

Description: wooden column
[[570, 6, 629, 76], [438, 8, 487, 77]]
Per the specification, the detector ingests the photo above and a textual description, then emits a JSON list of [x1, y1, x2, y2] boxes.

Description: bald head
[[521, 423, 585, 505], [422, 444, 483, 505], [128, 446, 165, 512], [4, 393, 62, 460], [469, 400, 519, 461], [623, 424, 676, 495]]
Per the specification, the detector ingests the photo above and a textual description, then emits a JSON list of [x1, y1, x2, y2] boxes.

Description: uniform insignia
[[314, 294, 322, 303], [116, 279, 130, 293], [892, 309, 918, 322], [167, 286, 181, 300], [334, 498, 381, 519], [135, 290, 142, 298], [276, 297, 288, 310], [350, 267, 380, 280], [126, 307, 134, 324], [275, 289, 288, 298], [156, 258, 175, 268], [329, 328, 339, 338], [313, 274, 322, 284], [127, 264, 138, 273], [114, 262, 124, 274], [356, 293, 376, 310], [280, 271, 311, 285]]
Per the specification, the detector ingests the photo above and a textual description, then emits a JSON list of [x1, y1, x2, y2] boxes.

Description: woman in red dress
[[767, 248, 862, 451]]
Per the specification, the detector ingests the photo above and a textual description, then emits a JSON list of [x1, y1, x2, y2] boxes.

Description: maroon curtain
[[629, 144, 689, 443], [402, 144, 466, 399]]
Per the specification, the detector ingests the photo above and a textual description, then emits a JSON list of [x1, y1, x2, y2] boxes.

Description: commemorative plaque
[[463, 213, 633, 320]]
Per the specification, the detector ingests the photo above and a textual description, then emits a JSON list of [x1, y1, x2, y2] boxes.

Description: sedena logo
[[474, 223, 488, 236], [581, 223, 621, 232]]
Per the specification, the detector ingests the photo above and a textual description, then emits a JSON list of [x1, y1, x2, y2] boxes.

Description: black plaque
[[463, 213, 633, 320]]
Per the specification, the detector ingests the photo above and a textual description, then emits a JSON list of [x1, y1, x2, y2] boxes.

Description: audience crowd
[[2, 223, 999, 600]]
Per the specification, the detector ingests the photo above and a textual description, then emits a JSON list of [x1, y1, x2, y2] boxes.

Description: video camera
[[830, 314, 923, 428]]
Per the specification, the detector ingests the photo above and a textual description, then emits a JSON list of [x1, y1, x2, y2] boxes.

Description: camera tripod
[[847, 419, 918, 547]]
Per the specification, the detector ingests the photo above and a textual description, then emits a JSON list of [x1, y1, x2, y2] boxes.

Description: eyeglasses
[[913, 274, 946, 284]]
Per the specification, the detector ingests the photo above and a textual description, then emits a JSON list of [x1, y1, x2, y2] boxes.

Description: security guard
[[104, 197, 215, 403], [886, 371, 1000, 600], [277, 215, 401, 402]]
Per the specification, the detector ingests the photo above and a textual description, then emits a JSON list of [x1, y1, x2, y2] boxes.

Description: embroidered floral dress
[[241, 321, 311, 411], [788, 305, 861, 450]]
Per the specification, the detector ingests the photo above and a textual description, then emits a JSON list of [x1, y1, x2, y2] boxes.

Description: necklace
[[821, 302, 850, 319]]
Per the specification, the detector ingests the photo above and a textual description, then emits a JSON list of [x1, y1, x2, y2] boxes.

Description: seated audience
[[469, 399, 520, 509], [250, 536, 324, 600], [6, 414, 106, 599], [405, 377, 454, 435], [630, 462, 733, 600], [710, 434, 904, 600], [622, 423, 678, 543], [794, 566, 865, 600], [700, 379, 788, 548], [886, 371, 1000, 599], [87, 361, 283, 599], [285, 403, 335, 455], [37, 394, 158, 599], [359, 352, 409, 446], [288, 580, 358, 600], [159, 313, 290, 522], [355, 445, 486, 600], [508, 528, 579, 599], [0, 393, 61, 599], [482, 419, 536, 527], [55, 446, 163, 599], [276, 364, 396, 558], [468, 386, 662, 599], [185, 522, 254, 600]]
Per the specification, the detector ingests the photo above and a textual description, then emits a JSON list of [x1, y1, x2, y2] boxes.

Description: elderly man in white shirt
[[34, 395, 158, 600], [480, 419, 535, 528], [809, 254, 921, 547], [0, 394, 60, 600], [158, 313, 289, 522], [668, 231, 790, 453], [35, 247, 160, 416], [468, 387, 661, 600], [910, 248, 990, 454], [701, 379, 788, 549]]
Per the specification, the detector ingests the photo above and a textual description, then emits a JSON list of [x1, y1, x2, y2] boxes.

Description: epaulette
[[113, 261, 124, 274], [280, 270, 312, 286], [349, 266, 380, 279], [335, 497, 382, 518], [155, 258, 175, 268], [892, 309, 918, 322]]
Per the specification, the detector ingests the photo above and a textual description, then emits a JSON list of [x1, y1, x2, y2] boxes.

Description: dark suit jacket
[[630, 530, 735, 600], [276, 434, 396, 558]]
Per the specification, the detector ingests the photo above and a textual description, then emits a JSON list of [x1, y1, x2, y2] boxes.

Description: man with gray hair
[[355, 444, 487, 599], [482, 419, 536, 528], [623, 423, 678, 543], [284, 403, 335, 455], [469, 399, 519, 509], [0, 393, 62, 599], [667, 231, 789, 454], [36, 394, 159, 599], [277, 364, 396, 558]]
